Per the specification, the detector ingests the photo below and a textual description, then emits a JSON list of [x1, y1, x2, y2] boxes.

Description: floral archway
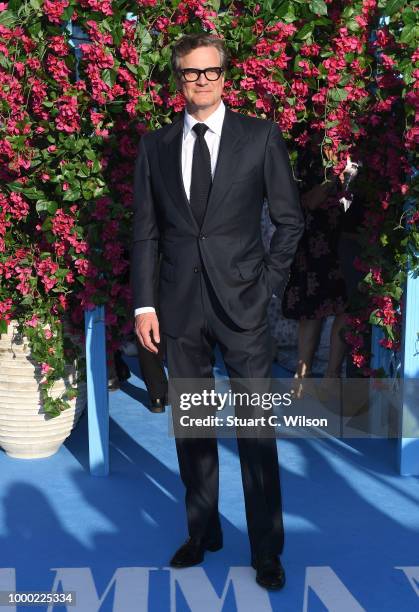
[[0, 0, 417, 414]]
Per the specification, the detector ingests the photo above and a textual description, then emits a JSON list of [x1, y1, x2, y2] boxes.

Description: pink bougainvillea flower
[[79, 0, 113, 16], [41, 362, 53, 375], [55, 94, 81, 133], [26, 314, 40, 328], [43, 0, 69, 25]]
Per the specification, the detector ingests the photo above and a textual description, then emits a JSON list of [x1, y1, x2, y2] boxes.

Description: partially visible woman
[[282, 132, 348, 380]]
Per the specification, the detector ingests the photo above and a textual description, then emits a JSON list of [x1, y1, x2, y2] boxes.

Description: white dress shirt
[[134, 100, 226, 317]]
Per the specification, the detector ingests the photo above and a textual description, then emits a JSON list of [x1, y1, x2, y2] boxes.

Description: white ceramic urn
[[0, 321, 86, 459]]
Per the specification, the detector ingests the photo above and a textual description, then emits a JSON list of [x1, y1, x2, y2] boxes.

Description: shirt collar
[[183, 99, 225, 139]]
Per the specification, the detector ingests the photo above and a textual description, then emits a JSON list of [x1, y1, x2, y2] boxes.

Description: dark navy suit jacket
[[131, 106, 304, 337]]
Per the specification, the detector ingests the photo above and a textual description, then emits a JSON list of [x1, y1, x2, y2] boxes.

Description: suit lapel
[[158, 113, 199, 230], [202, 108, 249, 228], [158, 106, 249, 231]]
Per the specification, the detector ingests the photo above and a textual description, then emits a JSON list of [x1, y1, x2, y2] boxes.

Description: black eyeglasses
[[178, 67, 224, 82]]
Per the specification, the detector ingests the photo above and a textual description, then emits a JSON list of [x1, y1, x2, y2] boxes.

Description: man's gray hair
[[171, 33, 229, 75]]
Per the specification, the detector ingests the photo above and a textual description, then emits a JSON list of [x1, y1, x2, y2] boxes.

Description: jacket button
[[193, 267, 199, 273], [199, 234, 206, 240]]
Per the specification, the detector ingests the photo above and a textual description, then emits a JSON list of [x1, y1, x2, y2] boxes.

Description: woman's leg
[[295, 318, 323, 377], [325, 313, 347, 377]]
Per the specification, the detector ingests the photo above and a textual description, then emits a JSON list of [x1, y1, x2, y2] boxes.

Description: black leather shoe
[[149, 397, 166, 413], [251, 556, 286, 590], [170, 536, 223, 568]]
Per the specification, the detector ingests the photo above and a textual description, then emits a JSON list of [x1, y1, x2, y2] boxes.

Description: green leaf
[[41, 218, 52, 231], [0, 320, 7, 335], [347, 19, 361, 32], [328, 88, 348, 102], [0, 10, 15, 27], [36, 200, 57, 214], [0, 55, 10, 69], [62, 190, 81, 202], [263, 0, 274, 13], [401, 8, 416, 25], [385, 325, 395, 341], [21, 188, 44, 200], [338, 73, 352, 86], [400, 24, 418, 45], [295, 22, 314, 41], [384, 0, 407, 16], [364, 271, 373, 285], [7, 181, 25, 193], [369, 310, 381, 325], [84, 150, 96, 161], [125, 62, 138, 75], [54, 268, 71, 278], [309, 0, 328, 16], [8, 0, 22, 10], [92, 160, 102, 173], [148, 51, 160, 64], [139, 27, 152, 51], [387, 285, 403, 301], [20, 296, 34, 305], [112, 26, 123, 48], [76, 166, 91, 178], [27, 19, 42, 38], [93, 186, 106, 198], [273, 0, 292, 19], [64, 387, 78, 400], [101, 69, 116, 87], [137, 98, 153, 112], [207, 0, 220, 11], [81, 188, 93, 200], [61, 4, 75, 21], [283, 5, 296, 22], [313, 17, 332, 26], [325, 120, 340, 128]]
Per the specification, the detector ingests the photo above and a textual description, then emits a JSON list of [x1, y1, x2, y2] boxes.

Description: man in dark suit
[[131, 33, 304, 590]]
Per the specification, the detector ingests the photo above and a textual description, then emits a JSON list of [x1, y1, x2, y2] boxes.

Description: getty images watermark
[[177, 387, 324, 429], [167, 377, 419, 439], [171, 382, 328, 437]]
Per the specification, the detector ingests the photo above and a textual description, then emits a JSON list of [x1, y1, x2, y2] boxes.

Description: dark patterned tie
[[190, 123, 212, 228]]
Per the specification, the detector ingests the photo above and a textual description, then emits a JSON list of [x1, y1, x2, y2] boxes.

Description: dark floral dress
[[282, 143, 347, 320]]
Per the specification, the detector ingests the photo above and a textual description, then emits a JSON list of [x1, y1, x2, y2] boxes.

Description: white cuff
[[134, 307, 156, 316]]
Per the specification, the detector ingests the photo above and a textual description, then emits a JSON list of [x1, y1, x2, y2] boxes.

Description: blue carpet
[[0, 355, 418, 611]]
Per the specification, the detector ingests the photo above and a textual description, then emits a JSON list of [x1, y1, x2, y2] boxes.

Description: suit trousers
[[164, 267, 285, 561]]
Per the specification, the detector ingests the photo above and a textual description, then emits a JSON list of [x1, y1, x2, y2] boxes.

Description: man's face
[[176, 45, 225, 112]]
